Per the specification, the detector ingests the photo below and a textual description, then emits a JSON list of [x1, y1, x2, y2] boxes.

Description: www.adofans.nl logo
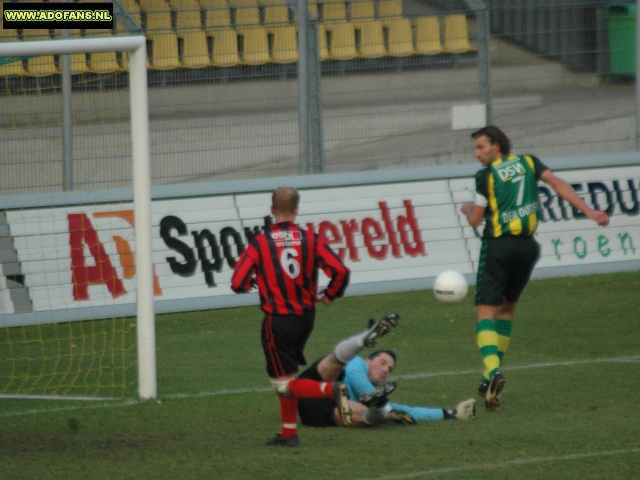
[[3, 2, 113, 30]]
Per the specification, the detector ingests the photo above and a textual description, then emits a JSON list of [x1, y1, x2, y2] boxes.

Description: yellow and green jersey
[[474, 154, 549, 238]]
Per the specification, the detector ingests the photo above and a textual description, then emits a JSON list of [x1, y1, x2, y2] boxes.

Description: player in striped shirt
[[460, 126, 609, 412], [231, 186, 352, 446]]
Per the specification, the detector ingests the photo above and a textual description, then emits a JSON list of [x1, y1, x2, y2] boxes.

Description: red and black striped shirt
[[231, 221, 350, 315]]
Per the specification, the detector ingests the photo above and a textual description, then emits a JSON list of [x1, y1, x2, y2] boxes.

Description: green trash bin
[[606, 3, 637, 76]]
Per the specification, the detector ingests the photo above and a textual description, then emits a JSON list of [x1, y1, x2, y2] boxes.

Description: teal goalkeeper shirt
[[343, 356, 444, 421]]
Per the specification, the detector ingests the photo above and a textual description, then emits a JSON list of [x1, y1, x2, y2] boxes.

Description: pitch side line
[[0, 394, 118, 401], [399, 354, 640, 380], [354, 448, 640, 480], [1, 354, 638, 417], [0, 398, 139, 417]]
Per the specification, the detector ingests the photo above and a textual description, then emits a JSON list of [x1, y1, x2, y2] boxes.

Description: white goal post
[[0, 36, 157, 400]]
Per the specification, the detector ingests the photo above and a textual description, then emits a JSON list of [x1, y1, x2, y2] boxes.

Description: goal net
[[0, 34, 156, 400]]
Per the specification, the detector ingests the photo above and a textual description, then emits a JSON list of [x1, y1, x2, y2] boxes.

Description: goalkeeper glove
[[454, 398, 477, 420]]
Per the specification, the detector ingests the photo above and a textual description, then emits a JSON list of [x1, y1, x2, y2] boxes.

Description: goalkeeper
[[297, 315, 476, 427]]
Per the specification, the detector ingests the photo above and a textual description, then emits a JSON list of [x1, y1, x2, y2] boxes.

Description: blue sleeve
[[344, 357, 446, 422], [343, 357, 377, 401], [388, 402, 445, 421]]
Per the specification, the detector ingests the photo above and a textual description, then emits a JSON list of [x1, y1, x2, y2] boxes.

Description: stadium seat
[[385, 18, 414, 57], [180, 31, 213, 67], [201, 0, 232, 28], [139, 0, 180, 69], [208, 27, 241, 66], [176, 0, 212, 67], [348, 0, 381, 58], [443, 14, 474, 53], [139, 0, 171, 13], [317, 23, 330, 60], [0, 29, 26, 77], [263, 0, 291, 26], [306, 0, 318, 18], [88, 49, 122, 74], [22, 29, 59, 76], [349, 0, 374, 23], [230, 0, 261, 27], [66, 30, 91, 75], [141, 0, 173, 30], [355, 20, 385, 58], [270, 25, 298, 63], [238, 25, 270, 64], [0, 61, 24, 79], [118, 0, 143, 25], [414, 16, 443, 55], [322, 0, 347, 22], [176, 0, 204, 29], [147, 31, 182, 69], [377, 0, 402, 20], [113, 20, 135, 70], [324, 21, 357, 60]]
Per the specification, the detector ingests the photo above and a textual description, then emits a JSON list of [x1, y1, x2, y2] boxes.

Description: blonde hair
[[272, 186, 300, 216]]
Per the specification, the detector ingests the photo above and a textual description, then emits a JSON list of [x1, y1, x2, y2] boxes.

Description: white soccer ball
[[433, 271, 468, 303]]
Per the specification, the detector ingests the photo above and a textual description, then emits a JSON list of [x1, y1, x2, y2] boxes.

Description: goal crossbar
[[0, 36, 157, 400]]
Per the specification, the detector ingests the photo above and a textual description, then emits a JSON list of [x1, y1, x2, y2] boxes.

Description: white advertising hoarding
[[2, 164, 639, 325]]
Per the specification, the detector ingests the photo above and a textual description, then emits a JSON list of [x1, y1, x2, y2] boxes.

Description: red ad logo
[[69, 211, 162, 302]]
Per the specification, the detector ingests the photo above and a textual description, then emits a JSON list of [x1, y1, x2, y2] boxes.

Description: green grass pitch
[[1, 271, 639, 479]]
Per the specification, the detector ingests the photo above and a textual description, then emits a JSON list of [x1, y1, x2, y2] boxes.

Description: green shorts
[[475, 235, 540, 306]]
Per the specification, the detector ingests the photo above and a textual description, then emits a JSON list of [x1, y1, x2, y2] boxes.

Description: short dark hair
[[272, 186, 300, 216], [471, 125, 511, 156], [367, 349, 397, 364]]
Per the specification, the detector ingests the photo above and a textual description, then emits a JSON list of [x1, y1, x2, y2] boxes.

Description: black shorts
[[297, 357, 345, 427], [261, 307, 315, 378], [476, 235, 540, 306]]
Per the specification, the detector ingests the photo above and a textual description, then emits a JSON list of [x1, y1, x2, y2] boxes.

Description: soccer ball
[[433, 271, 468, 303]]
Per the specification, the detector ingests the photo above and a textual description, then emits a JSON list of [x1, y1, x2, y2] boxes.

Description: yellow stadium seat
[[113, 20, 135, 70], [119, 0, 143, 25], [230, 0, 261, 27], [0, 27, 20, 42], [89, 50, 122, 73], [202, 0, 232, 28], [270, 25, 297, 63], [322, 0, 346, 22], [175, 0, 212, 67], [339, 0, 375, 58], [139, 0, 169, 11], [385, 18, 413, 57], [307, 0, 318, 18], [0, 29, 26, 77], [23, 29, 59, 76], [443, 14, 474, 53], [264, 3, 290, 27], [207, 27, 240, 66], [239, 25, 270, 64], [414, 16, 443, 55], [181, 31, 213, 67], [176, 0, 203, 28], [356, 20, 385, 58], [147, 31, 182, 69], [66, 30, 91, 75], [324, 21, 356, 60], [377, 0, 402, 20], [317, 23, 330, 60], [349, 0, 374, 23], [140, 0, 173, 32]]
